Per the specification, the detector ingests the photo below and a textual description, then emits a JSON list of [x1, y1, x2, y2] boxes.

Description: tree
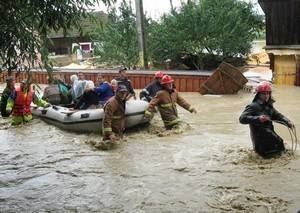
[[0, 0, 114, 76], [91, 0, 139, 68], [147, 0, 264, 69]]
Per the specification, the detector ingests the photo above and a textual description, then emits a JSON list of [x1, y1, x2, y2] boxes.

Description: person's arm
[[272, 108, 292, 127], [144, 93, 161, 119], [239, 103, 262, 124], [94, 83, 108, 94], [176, 93, 197, 113], [33, 93, 49, 107], [6, 91, 17, 112], [127, 80, 136, 99]]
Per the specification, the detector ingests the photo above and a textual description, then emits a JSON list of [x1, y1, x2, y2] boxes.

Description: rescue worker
[[140, 71, 165, 102], [239, 81, 294, 157], [102, 85, 128, 142], [116, 68, 136, 100], [6, 80, 50, 125], [144, 75, 197, 129], [0, 76, 15, 117]]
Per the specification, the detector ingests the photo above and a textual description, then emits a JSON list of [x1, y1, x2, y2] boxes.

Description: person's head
[[255, 81, 272, 103], [161, 75, 174, 91], [70, 74, 78, 83], [97, 74, 105, 85], [6, 76, 15, 89], [110, 79, 118, 93], [20, 79, 31, 90], [85, 81, 95, 90], [116, 84, 128, 101], [78, 72, 85, 80], [154, 71, 165, 83], [119, 67, 127, 78]]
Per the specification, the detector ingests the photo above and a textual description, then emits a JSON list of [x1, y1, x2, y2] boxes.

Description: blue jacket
[[94, 82, 114, 102]]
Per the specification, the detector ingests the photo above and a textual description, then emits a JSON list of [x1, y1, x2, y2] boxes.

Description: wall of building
[[273, 55, 297, 85], [0, 71, 209, 92]]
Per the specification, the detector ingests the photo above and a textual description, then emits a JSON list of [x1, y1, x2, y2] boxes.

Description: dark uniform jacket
[[146, 89, 192, 129], [0, 87, 14, 117], [139, 79, 163, 102], [116, 77, 135, 98], [102, 96, 126, 140], [239, 96, 290, 156]]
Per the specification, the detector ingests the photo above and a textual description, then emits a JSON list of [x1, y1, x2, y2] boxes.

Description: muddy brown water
[[0, 85, 300, 212]]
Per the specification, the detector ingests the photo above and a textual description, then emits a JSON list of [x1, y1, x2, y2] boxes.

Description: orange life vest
[[12, 86, 33, 116]]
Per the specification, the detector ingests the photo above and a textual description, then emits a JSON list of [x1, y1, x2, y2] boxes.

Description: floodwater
[[0, 85, 300, 212]]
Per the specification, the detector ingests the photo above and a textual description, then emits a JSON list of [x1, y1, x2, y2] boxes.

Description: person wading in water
[[239, 81, 294, 157]]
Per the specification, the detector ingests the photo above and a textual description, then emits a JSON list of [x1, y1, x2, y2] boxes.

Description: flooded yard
[[0, 85, 299, 212]]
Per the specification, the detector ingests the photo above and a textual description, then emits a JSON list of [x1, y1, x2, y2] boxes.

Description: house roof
[[48, 11, 107, 39]]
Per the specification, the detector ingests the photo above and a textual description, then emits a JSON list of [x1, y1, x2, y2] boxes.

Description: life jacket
[[12, 86, 33, 116]]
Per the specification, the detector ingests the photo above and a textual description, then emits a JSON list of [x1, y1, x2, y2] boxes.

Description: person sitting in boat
[[74, 81, 99, 110], [0, 76, 15, 118], [70, 74, 87, 104], [6, 79, 50, 125], [102, 85, 128, 143], [110, 79, 118, 94], [143, 75, 197, 130], [93, 74, 115, 106], [116, 67, 136, 100], [239, 81, 294, 157], [42, 77, 62, 105], [140, 71, 165, 102]]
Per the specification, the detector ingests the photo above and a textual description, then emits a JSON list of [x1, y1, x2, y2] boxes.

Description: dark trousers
[[252, 128, 285, 157]]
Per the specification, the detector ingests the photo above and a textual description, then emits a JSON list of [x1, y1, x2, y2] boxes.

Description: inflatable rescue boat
[[32, 100, 149, 133]]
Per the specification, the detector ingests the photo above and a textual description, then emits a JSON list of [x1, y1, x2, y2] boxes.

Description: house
[[258, 0, 300, 86], [48, 11, 107, 58]]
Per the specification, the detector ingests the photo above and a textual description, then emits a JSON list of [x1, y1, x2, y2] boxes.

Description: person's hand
[[189, 107, 197, 114], [109, 134, 117, 143], [6, 107, 12, 114], [133, 95, 137, 100], [259, 115, 270, 123], [287, 121, 294, 128]]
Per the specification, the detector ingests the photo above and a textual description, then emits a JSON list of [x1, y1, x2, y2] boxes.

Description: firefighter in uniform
[[144, 75, 197, 129], [102, 85, 128, 142], [239, 81, 294, 157]]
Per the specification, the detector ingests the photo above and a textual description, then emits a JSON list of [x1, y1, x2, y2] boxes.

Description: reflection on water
[[0, 85, 299, 212]]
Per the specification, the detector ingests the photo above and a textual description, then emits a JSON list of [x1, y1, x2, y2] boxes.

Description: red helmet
[[161, 75, 174, 85], [255, 81, 272, 93], [154, 71, 165, 78]]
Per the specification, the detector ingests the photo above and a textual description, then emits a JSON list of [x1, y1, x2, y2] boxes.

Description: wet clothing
[[116, 77, 135, 98], [94, 82, 114, 103], [239, 97, 290, 157], [74, 90, 99, 110], [102, 96, 126, 140], [139, 79, 163, 102], [0, 86, 14, 117], [7, 86, 48, 125], [145, 89, 193, 129], [43, 85, 61, 105]]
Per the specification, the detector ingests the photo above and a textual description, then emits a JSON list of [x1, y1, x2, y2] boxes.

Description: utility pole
[[135, 0, 148, 69]]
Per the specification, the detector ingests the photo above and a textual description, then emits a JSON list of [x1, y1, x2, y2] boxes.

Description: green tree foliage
[[91, 0, 139, 68], [147, 0, 264, 69], [0, 0, 113, 75]]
